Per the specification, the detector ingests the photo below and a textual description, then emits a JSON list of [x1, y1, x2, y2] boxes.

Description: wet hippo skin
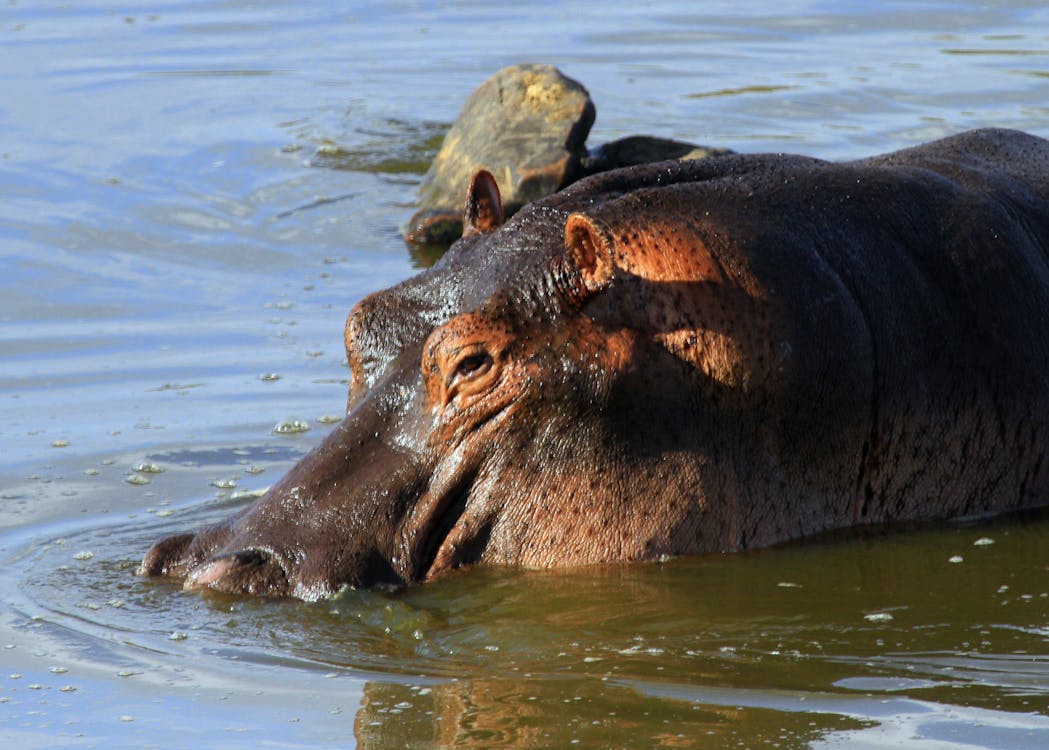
[[140, 128, 1049, 600]]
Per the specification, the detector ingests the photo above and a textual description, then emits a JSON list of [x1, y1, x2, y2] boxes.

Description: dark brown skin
[[140, 128, 1049, 600]]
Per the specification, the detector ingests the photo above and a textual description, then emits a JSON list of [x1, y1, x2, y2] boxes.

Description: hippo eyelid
[[452, 351, 492, 381], [436, 343, 501, 409], [447, 348, 494, 393]]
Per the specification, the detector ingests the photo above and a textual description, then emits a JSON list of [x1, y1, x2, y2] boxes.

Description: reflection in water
[[8, 504, 1046, 745]]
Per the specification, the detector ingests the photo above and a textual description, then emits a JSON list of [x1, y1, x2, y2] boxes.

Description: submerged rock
[[404, 64, 730, 254], [581, 135, 731, 174]]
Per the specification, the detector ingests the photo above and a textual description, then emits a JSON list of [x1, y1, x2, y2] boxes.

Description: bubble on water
[[120, 715, 135, 722], [28, 683, 44, 690], [117, 670, 138, 678], [245, 465, 265, 475], [317, 414, 342, 424], [60, 685, 77, 692], [948, 555, 964, 563], [273, 418, 311, 435], [169, 632, 188, 641], [973, 537, 995, 546], [73, 551, 94, 561], [49, 666, 68, 674], [133, 462, 164, 474], [125, 474, 150, 486], [210, 478, 237, 490], [10, 673, 23, 679], [155, 509, 173, 517], [259, 373, 282, 382], [84, 468, 100, 476], [864, 612, 894, 623], [777, 581, 802, 588], [51, 439, 69, 448]]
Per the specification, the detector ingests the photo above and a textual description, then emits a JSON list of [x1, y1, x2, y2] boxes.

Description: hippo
[[140, 128, 1049, 600]]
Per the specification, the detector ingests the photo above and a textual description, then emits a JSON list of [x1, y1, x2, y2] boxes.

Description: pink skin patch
[[184, 557, 236, 589]]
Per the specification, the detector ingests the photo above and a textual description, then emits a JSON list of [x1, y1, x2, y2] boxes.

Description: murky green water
[[1, 1, 1047, 747]]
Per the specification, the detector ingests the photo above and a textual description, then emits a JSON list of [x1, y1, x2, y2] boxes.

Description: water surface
[[1, 1, 1047, 747]]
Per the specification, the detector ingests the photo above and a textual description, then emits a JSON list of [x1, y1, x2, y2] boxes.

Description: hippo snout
[[183, 549, 291, 597]]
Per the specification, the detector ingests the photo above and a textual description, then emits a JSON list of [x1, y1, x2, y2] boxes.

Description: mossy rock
[[406, 64, 595, 247]]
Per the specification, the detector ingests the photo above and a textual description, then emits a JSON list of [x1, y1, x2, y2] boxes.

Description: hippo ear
[[462, 170, 504, 236], [564, 213, 615, 296]]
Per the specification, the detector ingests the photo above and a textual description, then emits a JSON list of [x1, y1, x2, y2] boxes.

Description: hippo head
[[141, 155, 887, 600]]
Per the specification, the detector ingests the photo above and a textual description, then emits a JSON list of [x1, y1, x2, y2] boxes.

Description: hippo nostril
[[184, 548, 290, 597]]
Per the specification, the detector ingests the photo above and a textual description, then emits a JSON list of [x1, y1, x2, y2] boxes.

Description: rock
[[405, 64, 595, 248], [403, 66, 733, 256]]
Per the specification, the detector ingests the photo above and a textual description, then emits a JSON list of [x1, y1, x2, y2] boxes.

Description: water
[[1, 1, 1047, 747]]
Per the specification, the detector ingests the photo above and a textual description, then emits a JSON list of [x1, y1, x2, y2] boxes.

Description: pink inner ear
[[564, 213, 615, 292], [463, 170, 504, 235]]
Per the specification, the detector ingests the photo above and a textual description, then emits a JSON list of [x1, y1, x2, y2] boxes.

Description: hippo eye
[[451, 351, 493, 384], [440, 348, 498, 408]]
